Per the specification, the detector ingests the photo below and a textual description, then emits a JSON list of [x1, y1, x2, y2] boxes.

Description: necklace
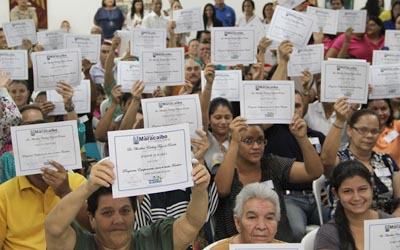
[[107, 9, 114, 27]]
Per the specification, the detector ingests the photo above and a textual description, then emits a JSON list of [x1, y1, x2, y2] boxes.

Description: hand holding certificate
[[141, 94, 202, 137], [321, 59, 369, 103], [108, 123, 193, 198], [11, 120, 82, 176], [372, 50, 400, 65], [173, 7, 204, 33], [117, 61, 140, 92], [37, 29, 66, 51], [384, 30, 400, 51], [2, 20, 37, 47], [240, 81, 295, 124], [47, 80, 91, 115], [31, 48, 82, 91], [365, 217, 400, 250], [211, 27, 257, 66], [201, 70, 241, 101], [337, 10, 367, 33], [288, 44, 324, 77]]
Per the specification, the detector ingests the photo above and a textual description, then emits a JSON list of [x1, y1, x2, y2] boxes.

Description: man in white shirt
[[142, 0, 169, 30]]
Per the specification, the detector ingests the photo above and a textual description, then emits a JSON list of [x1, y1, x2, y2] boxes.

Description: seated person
[[0, 104, 87, 250], [315, 160, 393, 249], [45, 159, 210, 250], [212, 182, 284, 249]]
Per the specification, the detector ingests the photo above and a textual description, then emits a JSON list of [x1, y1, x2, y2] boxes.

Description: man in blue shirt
[[214, 0, 236, 27]]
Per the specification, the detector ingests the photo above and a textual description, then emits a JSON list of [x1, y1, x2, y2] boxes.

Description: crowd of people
[[1, 0, 400, 249]]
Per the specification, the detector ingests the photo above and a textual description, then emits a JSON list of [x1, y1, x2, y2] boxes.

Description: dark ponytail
[[334, 202, 356, 250]]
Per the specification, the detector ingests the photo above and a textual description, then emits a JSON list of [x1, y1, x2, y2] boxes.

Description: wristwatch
[[64, 103, 75, 112]]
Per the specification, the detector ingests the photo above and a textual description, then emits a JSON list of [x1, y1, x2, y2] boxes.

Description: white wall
[[0, 0, 389, 34]]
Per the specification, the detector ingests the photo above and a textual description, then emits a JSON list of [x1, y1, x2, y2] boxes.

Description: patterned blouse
[[0, 88, 21, 154]]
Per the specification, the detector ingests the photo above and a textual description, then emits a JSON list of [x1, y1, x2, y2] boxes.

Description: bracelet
[[332, 123, 343, 129]]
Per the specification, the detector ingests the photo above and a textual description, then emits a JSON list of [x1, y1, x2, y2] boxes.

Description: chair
[[313, 174, 326, 225], [301, 227, 319, 250], [305, 174, 326, 233]]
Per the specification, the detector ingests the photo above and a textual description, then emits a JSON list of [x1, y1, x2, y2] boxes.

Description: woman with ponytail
[[314, 160, 393, 250]]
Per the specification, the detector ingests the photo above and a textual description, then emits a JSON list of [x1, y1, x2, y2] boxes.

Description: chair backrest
[[313, 174, 326, 225], [301, 227, 319, 250]]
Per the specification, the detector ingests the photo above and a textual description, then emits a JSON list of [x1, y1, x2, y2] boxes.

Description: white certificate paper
[[173, 7, 204, 34], [240, 81, 295, 124], [47, 80, 91, 115], [369, 64, 400, 99], [372, 50, 400, 65], [321, 59, 369, 103], [117, 61, 140, 92], [139, 48, 184, 86], [211, 27, 257, 66], [31, 48, 82, 91], [108, 123, 193, 198], [306, 6, 338, 35], [11, 120, 82, 176], [337, 10, 367, 33], [0, 50, 28, 80], [229, 243, 304, 250], [64, 34, 101, 64], [365, 217, 400, 250], [37, 29, 66, 51], [267, 6, 314, 48], [384, 30, 400, 51], [141, 94, 202, 137], [288, 44, 324, 76], [2, 20, 37, 47], [278, 0, 305, 9], [131, 29, 167, 55], [201, 70, 242, 102]]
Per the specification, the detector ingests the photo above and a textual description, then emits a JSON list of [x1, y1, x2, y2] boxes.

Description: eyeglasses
[[351, 126, 380, 136], [241, 137, 267, 146]]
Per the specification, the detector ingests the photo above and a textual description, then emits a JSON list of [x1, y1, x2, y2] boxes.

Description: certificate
[[337, 10, 367, 33], [37, 29, 66, 51], [211, 27, 257, 66], [384, 30, 400, 51], [265, 24, 280, 50], [173, 7, 204, 34], [306, 6, 338, 35], [201, 70, 241, 101], [47, 80, 91, 115], [369, 64, 400, 99], [64, 34, 101, 64], [288, 44, 324, 76], [372, 50, 400, 65], [117, 61, 140, 92], [364, 217, 400, 250], [229, 243, 304, 250], [11, 120, 82, 176], [131, 29, 167, 55], [108, 123, 193, 198], [245, 16, 266, 43], [139, 48, 185, 86], [0, 50, 28, 80], [240, 81, 295, 124], [267, 6, 314, 48], [321, 59, 369, 103], [2, 20, 37, 47], [141, 94, 202, 137], [277, 0, 306, 9], [31, 48, 82, 91]]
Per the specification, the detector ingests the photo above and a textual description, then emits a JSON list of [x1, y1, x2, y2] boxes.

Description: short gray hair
[[233, 183, 281, 221]]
